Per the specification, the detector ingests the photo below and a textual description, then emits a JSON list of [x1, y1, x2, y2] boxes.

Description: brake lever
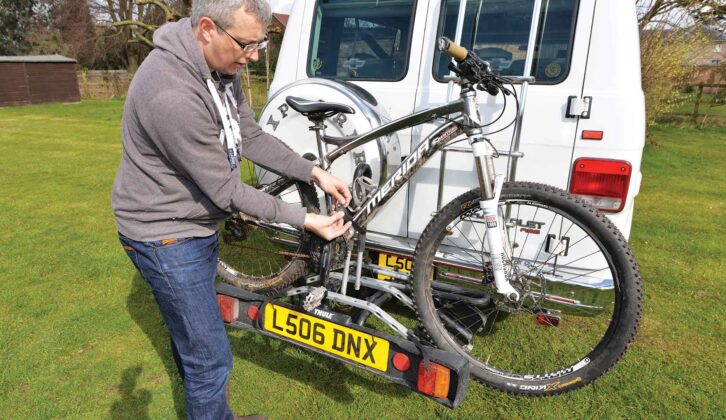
[[447, 62, 462, 76], [476, 80, 500, 96]]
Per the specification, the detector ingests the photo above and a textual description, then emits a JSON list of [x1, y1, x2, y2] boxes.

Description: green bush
[[640, 27, 709, 128]]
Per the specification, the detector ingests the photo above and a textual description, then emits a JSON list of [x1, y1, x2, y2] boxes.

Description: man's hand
[[310, 166, 352, 207], [304, 212, 352, 241]]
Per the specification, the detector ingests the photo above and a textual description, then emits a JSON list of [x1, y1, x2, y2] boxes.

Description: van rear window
[[434, 0, 579, 84], [307, 0, 417, 81]]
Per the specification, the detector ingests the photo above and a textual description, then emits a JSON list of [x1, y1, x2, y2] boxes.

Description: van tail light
[[569, 158, 631, 212], [417, 361, 450, 399]]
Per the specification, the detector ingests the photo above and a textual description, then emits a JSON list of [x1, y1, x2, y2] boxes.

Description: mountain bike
[[216, 37, 642, 396]]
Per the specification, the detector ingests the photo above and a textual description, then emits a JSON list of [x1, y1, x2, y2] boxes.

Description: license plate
[[263, 303, 390, 372], [377, 252, 412, 280]]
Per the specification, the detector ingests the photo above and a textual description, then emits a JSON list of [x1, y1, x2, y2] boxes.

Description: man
[[112, 1, 352, 418]]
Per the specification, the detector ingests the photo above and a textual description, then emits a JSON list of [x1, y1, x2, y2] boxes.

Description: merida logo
[[364, 125, 458, 216]]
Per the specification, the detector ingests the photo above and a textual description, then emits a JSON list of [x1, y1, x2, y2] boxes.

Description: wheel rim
[[217, 162, 311, 279], [425, 197, 620, 378]]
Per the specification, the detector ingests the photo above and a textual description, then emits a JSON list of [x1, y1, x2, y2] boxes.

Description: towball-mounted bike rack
[[214, 268, 471, 408]]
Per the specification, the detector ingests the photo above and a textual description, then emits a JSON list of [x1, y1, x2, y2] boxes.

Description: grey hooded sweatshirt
[[112, 18, 314, 242]]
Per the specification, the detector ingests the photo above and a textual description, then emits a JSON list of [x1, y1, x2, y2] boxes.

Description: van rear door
[[571, 1, 645, 237], [408, 0, 596, 238]]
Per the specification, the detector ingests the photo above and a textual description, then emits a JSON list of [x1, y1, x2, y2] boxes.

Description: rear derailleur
[[222, 213, 257, 244]]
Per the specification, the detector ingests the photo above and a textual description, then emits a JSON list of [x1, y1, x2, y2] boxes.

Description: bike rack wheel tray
[[215, 282, 470, 408]]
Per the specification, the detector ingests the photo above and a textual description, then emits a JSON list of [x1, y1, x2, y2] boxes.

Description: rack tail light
[[217, 295, 239, 323], [569, 158, 632, 212], [417, 361, 451, 399]]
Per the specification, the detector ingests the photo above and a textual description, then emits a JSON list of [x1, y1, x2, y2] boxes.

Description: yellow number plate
[[263, 304, 390, 372], [377, 252, 412, 280]]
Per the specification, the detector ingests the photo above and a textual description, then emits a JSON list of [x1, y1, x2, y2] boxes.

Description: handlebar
[[437, 36, 535, 86], [437, 36, 502, 96]]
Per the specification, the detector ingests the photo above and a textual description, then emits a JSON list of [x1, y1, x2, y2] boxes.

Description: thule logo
[[313, 309, 334, 320]]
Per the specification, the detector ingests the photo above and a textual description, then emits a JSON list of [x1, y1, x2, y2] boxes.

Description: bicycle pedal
[[302, 287, 327, 311], [352, 176, 377, 207]]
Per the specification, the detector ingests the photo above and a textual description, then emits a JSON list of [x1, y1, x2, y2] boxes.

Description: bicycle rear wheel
[[412, 182, 642, 395], [217, 173, 319, 294]]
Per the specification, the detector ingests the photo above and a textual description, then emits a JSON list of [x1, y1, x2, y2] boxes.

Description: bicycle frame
[[321, 99, 467, 226], [312, 85, 521, 300]]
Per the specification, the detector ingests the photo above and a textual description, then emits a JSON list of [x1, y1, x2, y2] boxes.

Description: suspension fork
[[471, 141, 520, 301], [463, 89, 520, 301]]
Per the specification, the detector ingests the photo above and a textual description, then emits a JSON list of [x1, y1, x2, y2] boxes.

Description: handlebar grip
[[437, 36, 468, 61]]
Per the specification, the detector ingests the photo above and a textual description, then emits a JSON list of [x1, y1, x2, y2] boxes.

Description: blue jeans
[[119, 233, 233, 420]]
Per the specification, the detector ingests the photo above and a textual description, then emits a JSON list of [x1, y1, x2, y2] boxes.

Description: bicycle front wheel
[[412, 182, 642, 395]]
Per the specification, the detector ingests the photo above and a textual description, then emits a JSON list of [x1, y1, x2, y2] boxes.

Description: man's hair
[[191, 0, 272, 28]]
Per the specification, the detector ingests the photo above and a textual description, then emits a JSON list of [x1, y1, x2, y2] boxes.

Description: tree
[[52, 0, 96, 64], [636, 0, 721, 128], [638, 0, 725, 31], [0, 0, 36, 55], [28, 0, 127, 69], [90, 0, 189, 71]]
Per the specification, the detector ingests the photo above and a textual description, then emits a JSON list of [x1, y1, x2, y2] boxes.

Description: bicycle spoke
[[218, 181, 314, 281], [420, 190, 622, 378]]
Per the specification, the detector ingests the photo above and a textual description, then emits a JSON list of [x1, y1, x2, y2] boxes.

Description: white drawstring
[[223, 84, 242, 157], [206, 78, 242, 169]]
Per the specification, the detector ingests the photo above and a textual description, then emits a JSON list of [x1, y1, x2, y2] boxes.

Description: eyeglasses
[[212, 20, 268, 52]]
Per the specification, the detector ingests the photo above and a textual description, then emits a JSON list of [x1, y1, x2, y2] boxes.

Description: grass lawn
[[0, 101, 724, 418]]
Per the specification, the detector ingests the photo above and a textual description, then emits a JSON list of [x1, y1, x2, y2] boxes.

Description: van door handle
[[566, 96, 592, 119]]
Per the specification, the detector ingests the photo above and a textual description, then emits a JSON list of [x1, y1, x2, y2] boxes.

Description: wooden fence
[[664, 83, 725, 127], [689, 83, 724, 123], [76, 70, 270, 105], [78, 70, 133, 99]]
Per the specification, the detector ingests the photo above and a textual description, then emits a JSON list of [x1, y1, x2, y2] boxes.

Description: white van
[[260, 0, 645, 257]]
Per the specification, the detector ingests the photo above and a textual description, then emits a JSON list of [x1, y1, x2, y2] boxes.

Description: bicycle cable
[[473, 76, 521, 174], [442, 75, 518, 148], [432, 80, 510, 132], [434, 94, 505, 131], [456, 76, 521, 155]]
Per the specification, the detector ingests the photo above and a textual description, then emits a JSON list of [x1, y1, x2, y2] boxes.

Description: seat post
[[309, 118, 329, 168], [309, 117, 336, 217]]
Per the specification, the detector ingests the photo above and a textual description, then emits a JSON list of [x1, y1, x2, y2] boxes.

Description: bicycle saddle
[[285, 96, 355, 118]]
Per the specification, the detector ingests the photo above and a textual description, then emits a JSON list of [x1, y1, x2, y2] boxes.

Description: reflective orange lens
[[417, 361, 451, 399]]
